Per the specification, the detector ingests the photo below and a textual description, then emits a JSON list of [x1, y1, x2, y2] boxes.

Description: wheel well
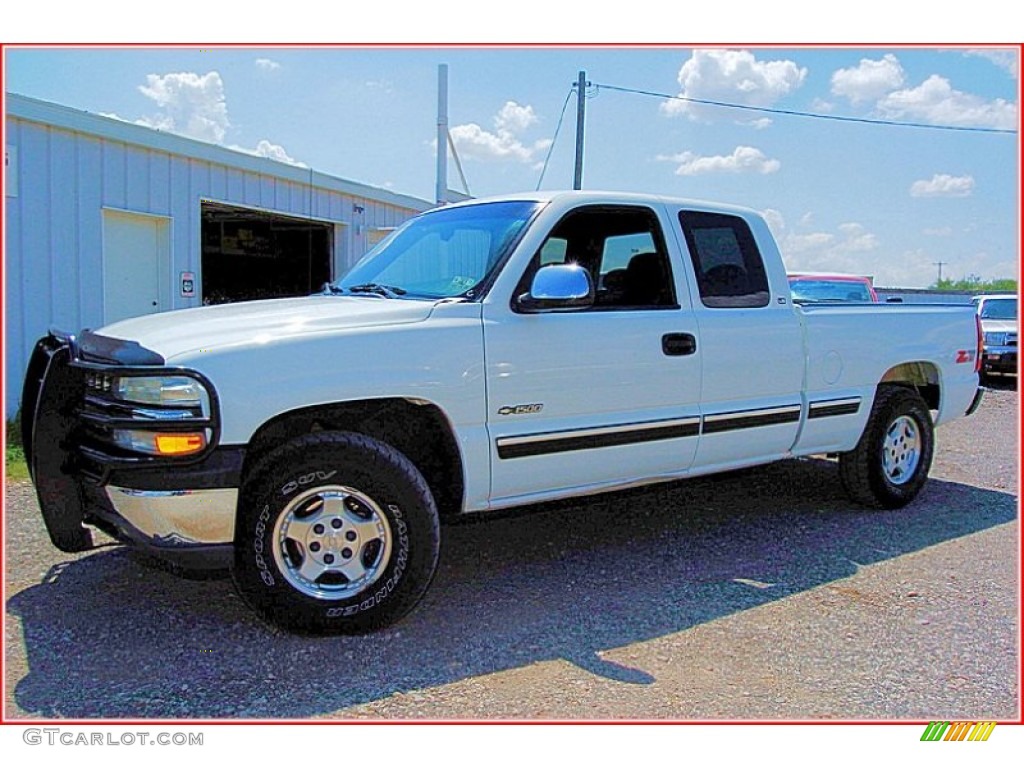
[[879, 361, 940, 410], [241, 399, 465, 519]]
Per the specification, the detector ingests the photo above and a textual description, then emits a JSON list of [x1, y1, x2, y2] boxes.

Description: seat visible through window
[[622, 252, 672, 306]]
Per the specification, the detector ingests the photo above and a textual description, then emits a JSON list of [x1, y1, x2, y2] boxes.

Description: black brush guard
[[21, 332, 93, 552], [21, 330, 223, 554]]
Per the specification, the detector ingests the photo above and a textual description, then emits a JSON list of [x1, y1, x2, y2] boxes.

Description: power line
[[535, 88, 575, 190], [591, 82, 1018, 136]]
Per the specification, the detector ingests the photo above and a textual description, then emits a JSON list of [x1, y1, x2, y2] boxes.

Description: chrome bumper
[[105, 486, 237, 546]]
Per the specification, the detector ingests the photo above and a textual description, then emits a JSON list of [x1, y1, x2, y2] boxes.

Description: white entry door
[[102, 210, 169, 325]]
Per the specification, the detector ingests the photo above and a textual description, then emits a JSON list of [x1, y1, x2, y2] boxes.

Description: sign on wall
[[5, 145, 17, 198], [180, 271, 196, 298]]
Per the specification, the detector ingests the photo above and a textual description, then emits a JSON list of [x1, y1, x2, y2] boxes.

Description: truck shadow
[[7, 458, 1018, 719]]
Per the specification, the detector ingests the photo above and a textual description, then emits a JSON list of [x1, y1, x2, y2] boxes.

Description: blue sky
[[4, 45, 1019, 287]]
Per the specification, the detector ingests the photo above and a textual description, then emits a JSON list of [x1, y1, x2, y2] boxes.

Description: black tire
[[839, 386, 934, 509], [232, 431, 440, 634]]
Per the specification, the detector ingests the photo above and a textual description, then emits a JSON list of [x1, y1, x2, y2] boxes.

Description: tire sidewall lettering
[[304, 500, 408, 619], [253, 504, 275, 586], [280, 470, 338, 497]]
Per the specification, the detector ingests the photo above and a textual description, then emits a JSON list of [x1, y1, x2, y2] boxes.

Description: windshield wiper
[[320, 282, 346, 295], [346, 283, 408, 298]]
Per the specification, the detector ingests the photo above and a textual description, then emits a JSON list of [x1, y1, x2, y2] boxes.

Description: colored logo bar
[[921, 722, 996, 741]]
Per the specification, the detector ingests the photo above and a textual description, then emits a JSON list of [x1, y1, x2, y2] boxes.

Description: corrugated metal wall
[[4, 111, 426, 416]]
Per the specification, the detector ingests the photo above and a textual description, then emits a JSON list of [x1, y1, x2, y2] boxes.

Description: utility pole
[[573, 70, 588, 190], [436, 64, 448, 205], [933, 260, 948, 285]]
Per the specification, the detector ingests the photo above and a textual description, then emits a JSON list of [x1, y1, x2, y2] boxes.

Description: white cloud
[[910, 173, 975, 198], [923, 226, 953, 237], [662, 49, 807, 121], [783, 232, 836, 254], [963, 48, 1019, 78], [137, 71, 230, 144], [494, 101, 538, 134], [835, 222, 879, 252], [131, 70, 302, 166], [658, 145, 780, 176], [229, 139, 306, 167], [255, 58, 281, 71], [761, 208, 785, 236], [774, 218, 889, 280], [365, 79, 394, 93], [450, 101, 551, 164], [877, 75, 1017, 130], [831, 54, 906, 104], [772, 209, 1013, 288]]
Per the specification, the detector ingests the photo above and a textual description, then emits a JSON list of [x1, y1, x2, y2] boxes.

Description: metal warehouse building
[[3, 93, 431, 415]]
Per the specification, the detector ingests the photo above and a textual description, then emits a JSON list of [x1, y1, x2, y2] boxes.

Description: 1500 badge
[[497, 403, 544, 416]]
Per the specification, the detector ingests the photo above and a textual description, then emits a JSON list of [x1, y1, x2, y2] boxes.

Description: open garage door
[[201, 202, 334, 305]]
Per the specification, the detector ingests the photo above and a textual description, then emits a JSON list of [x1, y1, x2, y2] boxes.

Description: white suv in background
[[972, 294, 1018, 377]]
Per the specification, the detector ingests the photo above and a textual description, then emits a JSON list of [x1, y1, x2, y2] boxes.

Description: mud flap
[[26, 341, 94, 552]]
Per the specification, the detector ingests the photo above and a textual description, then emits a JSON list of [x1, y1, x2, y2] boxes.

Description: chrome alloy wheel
[[882, 415, 921, 486], [272, 486, 393, 600]]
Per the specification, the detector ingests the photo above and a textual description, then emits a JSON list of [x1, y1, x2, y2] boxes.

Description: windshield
[[979, 298, 1017, 320], [336, 201, 542, 299], [789, 278, 873, 303]]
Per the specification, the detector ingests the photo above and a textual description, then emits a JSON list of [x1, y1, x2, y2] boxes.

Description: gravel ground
[[3, 382, 1018, 720]]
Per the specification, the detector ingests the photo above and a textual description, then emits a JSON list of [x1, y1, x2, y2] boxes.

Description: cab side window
[[518, 206, 677, 310], [678, 211, 770, 308]]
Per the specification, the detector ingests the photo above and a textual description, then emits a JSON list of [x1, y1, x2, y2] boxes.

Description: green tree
[[933, 276, 1017, 292]]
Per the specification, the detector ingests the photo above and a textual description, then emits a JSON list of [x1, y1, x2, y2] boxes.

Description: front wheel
[[232, 432, 440, 634], [839, 386, 935, 509]]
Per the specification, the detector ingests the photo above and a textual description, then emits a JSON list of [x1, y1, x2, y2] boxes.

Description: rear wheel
[[232, 431, 440, 634], [839, 386, 934, 509]]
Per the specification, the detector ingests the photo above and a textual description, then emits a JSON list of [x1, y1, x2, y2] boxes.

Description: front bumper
[[981, 345, 1017, 374], [105, 487, 238, 545], [22, 330, 240, 569]]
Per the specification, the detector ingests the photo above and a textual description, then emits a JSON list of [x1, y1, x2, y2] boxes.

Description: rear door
[[671, 208, 805, 470]]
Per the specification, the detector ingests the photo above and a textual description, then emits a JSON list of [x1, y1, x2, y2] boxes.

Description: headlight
[[984, 332, 1007, 346], [113, 375, 209, 412], [80, 370, 216, 460]]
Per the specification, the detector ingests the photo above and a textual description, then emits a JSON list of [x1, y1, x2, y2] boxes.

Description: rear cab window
[[678, 211, 770, 309]]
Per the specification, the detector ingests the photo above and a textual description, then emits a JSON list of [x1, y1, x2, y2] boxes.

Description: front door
[[483, 204, 703, 505]]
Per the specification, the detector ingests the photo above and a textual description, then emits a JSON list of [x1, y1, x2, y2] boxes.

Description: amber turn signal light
[[154, 433, 207, 456]]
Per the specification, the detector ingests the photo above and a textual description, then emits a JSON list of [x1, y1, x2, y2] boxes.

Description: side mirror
[[517, 264, 595, 313]]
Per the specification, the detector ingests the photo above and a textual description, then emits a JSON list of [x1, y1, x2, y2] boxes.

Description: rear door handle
[[662, 333, 697, 356]]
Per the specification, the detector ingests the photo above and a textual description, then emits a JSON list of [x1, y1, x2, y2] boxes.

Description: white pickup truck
[[23, 191, 984, 634]]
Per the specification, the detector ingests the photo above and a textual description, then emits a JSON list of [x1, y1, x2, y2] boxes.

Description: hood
[[980, 318, 1017, 334], [95, 295, 438, 363]]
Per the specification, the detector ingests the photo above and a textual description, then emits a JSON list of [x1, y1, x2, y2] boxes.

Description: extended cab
[[22, 192, 985, 634]]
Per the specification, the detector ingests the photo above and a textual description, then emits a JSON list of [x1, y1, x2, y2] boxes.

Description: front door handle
[[662, 333, 697, 356]]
